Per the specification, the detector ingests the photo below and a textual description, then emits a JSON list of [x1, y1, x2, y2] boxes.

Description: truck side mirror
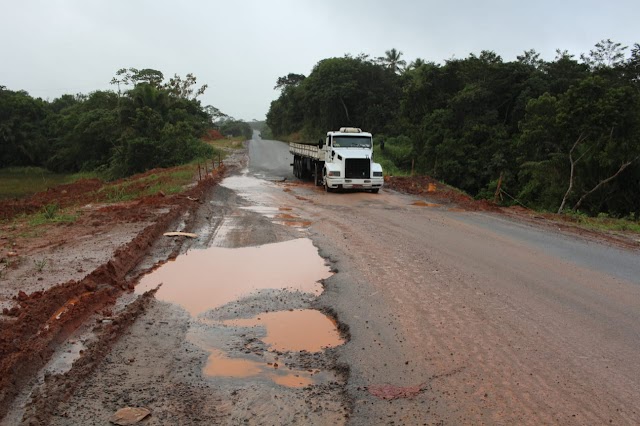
[[318, 139, 324, 149]]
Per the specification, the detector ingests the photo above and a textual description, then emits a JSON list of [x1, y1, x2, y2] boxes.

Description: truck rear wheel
[[314, 163, 321, 186], [294, 157, 300, 178]]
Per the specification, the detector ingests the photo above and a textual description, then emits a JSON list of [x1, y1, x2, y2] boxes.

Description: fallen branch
[[573, 155, 640, 211], [558, 133, 588, 214]]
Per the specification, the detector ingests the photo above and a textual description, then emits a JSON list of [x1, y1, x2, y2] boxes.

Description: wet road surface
[[247, 134, 640, 424], [19, 132, 639, 425]]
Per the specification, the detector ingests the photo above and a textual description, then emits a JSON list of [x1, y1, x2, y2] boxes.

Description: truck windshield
[[332, 136, 372, 148]]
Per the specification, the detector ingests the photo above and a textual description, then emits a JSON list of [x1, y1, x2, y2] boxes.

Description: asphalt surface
[[249, 133, 640, 424], [16, 133, 638, 425]]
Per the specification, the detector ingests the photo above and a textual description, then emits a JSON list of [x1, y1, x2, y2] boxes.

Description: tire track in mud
[[0, 171, 225, 422]]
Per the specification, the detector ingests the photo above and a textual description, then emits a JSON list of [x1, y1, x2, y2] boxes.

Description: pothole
[[135, 238, 331, 316], [223, 309, 344, 352], [220, 173, 312, 228], [201, 348, 331, 388]]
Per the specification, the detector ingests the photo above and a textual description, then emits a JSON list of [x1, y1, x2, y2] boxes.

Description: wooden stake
[[494, 172, 504, 203], [198, 163, 202, 181]]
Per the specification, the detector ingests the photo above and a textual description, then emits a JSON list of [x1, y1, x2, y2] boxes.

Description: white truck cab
[[290, 127, 384, 193]]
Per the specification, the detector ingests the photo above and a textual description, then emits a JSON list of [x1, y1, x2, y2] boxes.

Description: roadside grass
[[374, 153, 411, 177], [0, 163, 202, 247], [97, 165, 198, 203], [562, 211, 640, 234], [28, 203, 78, 226], [205, 136, 244, 152], [372, 137, 413, 177], [0, 167, 97, 200]]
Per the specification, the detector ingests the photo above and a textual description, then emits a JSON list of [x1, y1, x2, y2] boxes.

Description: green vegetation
[[267, 41, 640, 219], [29, 205, 78, 226], [562, 211, 640, 233], [206, 136, 246, 151], [97, 165, 197, 202], [0, 68, 227, 184], [33, 258, 48, 272], [249, 120, 274, 139], [0, 167, 96, 199]]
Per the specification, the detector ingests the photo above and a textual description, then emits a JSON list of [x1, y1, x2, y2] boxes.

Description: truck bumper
[[326, 177, 384, 190]]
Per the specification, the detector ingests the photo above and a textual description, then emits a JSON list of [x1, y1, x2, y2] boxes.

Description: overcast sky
[[1, 0, 639, 120]]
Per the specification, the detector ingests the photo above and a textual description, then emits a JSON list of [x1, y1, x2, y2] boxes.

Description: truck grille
[[345, 159, 370, 179]]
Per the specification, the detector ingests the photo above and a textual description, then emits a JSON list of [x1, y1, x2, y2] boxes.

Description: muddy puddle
[[198, 308, 342, 388], [219, 173, 312, 231], [202, 348, 331, 388], [224, 309, 344, 352], [220, 174, 276, 214], [273, 213, 312, 229], [136, 238, 331, 316], [43, 339, 87, 375]]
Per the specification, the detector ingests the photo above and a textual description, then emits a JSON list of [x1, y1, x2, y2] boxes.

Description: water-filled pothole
[[224, 309, 344, 352], [202, 348, 329, 388], [135, 238, 331, 316]]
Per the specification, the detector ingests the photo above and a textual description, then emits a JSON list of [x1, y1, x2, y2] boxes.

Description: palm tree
[[408, 58, 426, 70], [379, 48, 407, 74]]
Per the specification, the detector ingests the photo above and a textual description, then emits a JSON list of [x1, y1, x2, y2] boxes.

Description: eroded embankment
[[20, 289, 159, 425], [0, 170, 225, 420]]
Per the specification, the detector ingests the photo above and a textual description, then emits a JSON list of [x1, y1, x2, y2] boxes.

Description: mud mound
[[385, 176, 501, 212]]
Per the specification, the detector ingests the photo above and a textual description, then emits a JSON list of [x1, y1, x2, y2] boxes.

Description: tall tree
[[378, 48, 407, 74], [580, 39, 628, 69]]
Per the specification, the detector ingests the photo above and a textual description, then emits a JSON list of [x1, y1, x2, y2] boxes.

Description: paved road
[[30, 134, 638, 425], [248, 131, 293, 180], [254, 136, 640, 424]]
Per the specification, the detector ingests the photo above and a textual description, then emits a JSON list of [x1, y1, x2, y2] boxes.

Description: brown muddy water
[[202, 348, 328, 388], [224, 309, 344, 352], [135, 238, 331, 316]]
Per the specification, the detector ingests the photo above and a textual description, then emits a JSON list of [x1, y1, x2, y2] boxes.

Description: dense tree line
[[267, 42, 640, 217], [0, 68, 228, 178]]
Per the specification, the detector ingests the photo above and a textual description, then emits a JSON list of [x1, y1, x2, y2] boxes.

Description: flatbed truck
[[289, 128, 384, 193]]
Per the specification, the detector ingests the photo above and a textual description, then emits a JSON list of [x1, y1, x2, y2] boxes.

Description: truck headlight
[[373, 172, 383, 177], [328, 171, 341, 177]]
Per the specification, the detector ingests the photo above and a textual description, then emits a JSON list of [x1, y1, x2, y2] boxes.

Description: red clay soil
[[0, 179, 104, 220], [21, 289, 159, 425], [385, 175, 640, 250], [0, 167, 225, 419], [202, 129, 224, 141], [385, 176, 501, 212]]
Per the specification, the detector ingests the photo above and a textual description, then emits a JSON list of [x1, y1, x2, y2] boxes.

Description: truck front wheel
[[324, 176, 334, 193]]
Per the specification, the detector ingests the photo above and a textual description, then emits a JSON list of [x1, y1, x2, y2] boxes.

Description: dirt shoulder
[[0, 163, 226, 420], [385, 175, 640, 251]]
